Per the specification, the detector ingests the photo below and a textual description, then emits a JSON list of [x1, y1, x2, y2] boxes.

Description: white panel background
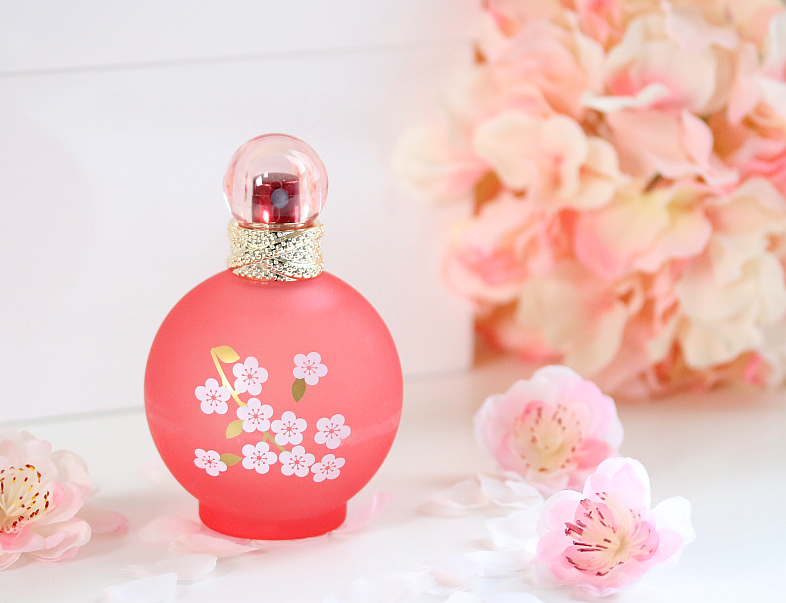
[[0, 1, 479, 422]]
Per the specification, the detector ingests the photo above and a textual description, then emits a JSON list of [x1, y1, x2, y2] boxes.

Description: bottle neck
[[226, 219, 324, 282]]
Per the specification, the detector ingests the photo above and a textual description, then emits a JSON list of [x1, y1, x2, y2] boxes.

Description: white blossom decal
[[314, 414, 351, 450], [232, 356, 268, 396], [241, 442, 277, 474], [237, 398, 273, 433], [311, 454, 345, 482], [195, 378, 230, 415], [194, 449, 227, 476], [271, 411, 307, 446], [279, 445, 316, 477], [293, 352, 328, 386]]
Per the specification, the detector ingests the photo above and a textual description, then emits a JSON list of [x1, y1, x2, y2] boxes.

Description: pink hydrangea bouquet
[[396, 0, 786, 395]]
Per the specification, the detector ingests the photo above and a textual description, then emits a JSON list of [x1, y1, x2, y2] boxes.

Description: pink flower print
[[194, 449, 227, 477], [236, 398, 273, 433], [314, 414, 351, 450], [271, 411, 307, 446], [279, 445, 316, 478], [474, 365, 623, 495], [293, 352, 328, 385], [232, 356, 268, 396], [241, 442, 277, 475], [535, 458, 694, 596], [195, 378, 230, 415], [311, 454, 345, 482]]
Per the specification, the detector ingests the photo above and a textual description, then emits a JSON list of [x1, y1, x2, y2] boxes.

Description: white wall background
[[0, 1, 478, 422]]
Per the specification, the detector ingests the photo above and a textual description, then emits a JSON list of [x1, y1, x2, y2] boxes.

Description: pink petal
[[28, 518, 91, 561], [0, 552, 21, 570], [138, 516, 201, 543], [125, 554, 218, 582], [171, 533, 256, 558], [334, 491, 393, 534], [488, 509, 540, 551], [39, 482, 90, 525], [429, 478, 489, 510], [478, 475, 543, 508], [77, 504, 129, 535], [103, 574, 178, 603], [573, 438, 612, 470], [584, 457, 650, 510]]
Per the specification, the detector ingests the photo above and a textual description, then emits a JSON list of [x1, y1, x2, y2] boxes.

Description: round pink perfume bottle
[[145, 134, 403, 540]]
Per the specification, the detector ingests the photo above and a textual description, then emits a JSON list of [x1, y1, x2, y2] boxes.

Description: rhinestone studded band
[[227, 219, 325, 281]]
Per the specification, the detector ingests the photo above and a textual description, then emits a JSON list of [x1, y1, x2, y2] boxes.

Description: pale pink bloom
[[232, 356, 268, 396], [236, 398, 273, 433], [474, 109, 626, 211], [443, 193, 557, 305], [514, 261, 645, 376], [534, 458, 694, 596], [575, 0, 625, 47], [0, 430, 92, 569], [676, 178, 786, 368], [293, 352, 328, 385], [241, 442, 277, 475], [279, 445, 315, 478], [575, 182, 712, 279], [193, 449, 226, 477], [485, 19, 605, 119], [314, 414, 351, 450], [311, 454, 345, 483], [483, 0, 564, 38], [271, 411, 307, 446], [195, 378, 230, 415], [605, 108, 738, 187], [474, 366, 623, 494]]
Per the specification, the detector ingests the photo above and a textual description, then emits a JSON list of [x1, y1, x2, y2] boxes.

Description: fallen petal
[[334, 491, 394, 534], [430, 478, 489, 509], [125, 554, 218, 582], [171, 533, 256, 558], [138, 517, 201, 544], [78, 504, 129, 535], [478, 475, 543, 508]]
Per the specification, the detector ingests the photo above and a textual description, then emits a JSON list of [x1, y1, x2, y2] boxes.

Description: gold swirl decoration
[[227, 219, 325, 281]]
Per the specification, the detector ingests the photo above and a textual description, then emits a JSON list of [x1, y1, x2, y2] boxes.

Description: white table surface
[[3, 358, 785, 602]]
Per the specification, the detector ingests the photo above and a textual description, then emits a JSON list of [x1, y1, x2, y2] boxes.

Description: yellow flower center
[[0, 465, 52, 533]]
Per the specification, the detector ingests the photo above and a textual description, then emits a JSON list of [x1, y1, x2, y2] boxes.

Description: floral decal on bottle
[[291, 352, 328, 402], [193, 345, 346, 482]]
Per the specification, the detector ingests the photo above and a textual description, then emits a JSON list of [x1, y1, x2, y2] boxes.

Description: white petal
[[429, 478, 489, 509], [323, 570, 433, 603], [478, 475, 543, 509], [487, 510, 539, 551], [125, 554, 218, 582], [171, 533, 256, 558], [139, 517, 201, 543], [103, 574, 177, 603], [334, 492, 393, 534], [76, 504, 128, 534]]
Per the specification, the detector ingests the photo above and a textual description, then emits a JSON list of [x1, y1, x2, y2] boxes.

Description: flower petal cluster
[[475, 366, 623, 494], [293, 352, 328, 385], [232, 356, 268, 396], [279, 446, 316, 477], [194, 449, 226, 477], [237, 398, 273, 433], [314, 414, 351, 450], [311, 454, 345, 482], [195, 378, 230, 415], [396, 0, 786, 394], [0, 430, 92, 569], [271, 411, 307, 446], [241, 442, 277, 475], [534, 458, 694, 595]]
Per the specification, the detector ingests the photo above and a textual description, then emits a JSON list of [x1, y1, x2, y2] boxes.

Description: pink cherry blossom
[[271, 411, 307, 446], [0, 430, 92, 569], [232, 356, 268, 396], [534, 458, 694, 596], [195, 378, 230, 415], [293, 352, 328, 386], [474, 366, 623, 494], [311, 454, 345, 483], [241, 442, 277, 475], [193, 449, 226, 477], [314, 414, 351, 450], [236, 398, 273, 433], [279, 445, 315, 478]]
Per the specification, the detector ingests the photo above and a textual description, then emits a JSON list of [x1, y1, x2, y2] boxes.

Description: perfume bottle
[[145, 134, 403, 540]]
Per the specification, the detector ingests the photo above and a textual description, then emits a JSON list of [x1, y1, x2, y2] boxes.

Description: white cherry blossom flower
[[293, 352, 328, 385], [271, 411, 307, 446], [236, 398, 273, 433], [194, 449, 226, 477], [311, 454, 345, 482], [314, 414, 351, 450], [232, 356, 268, 396], [279, 445, 316, 477], [195, 378, 230, 415], [241, 442, 277, 475]]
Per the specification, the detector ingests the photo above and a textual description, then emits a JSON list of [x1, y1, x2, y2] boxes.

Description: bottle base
[[198, 501, 347, 540]]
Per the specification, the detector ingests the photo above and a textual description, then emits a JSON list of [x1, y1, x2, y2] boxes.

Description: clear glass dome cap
[[223, 134, 328, 228]]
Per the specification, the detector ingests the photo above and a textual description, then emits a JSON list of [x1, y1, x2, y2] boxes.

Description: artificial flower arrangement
[[396, 0, 786, 395]]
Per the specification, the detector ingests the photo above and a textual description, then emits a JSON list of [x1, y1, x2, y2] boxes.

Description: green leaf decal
[[292, 378, 306, 402], [213, 346, 240, 363], [226, 420, 244, 439], [220, 453, 242, 466]]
